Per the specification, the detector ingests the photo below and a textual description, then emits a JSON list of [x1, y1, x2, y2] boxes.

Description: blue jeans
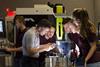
[[77, 65, 84, 67], [87, 62, 100, 67], [77, 62, 100, 67]]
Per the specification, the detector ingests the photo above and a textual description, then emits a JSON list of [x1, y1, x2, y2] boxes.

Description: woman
[[72, 8, 98, 67], [63, 17, 81, 67]]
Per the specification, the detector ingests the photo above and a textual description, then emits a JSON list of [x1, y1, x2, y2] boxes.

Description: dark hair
[[14, 15, 25, 24], [63, 17, 73, 25], [73, 8, 89, 21], [37, 19, 52, 28], [72, 8, 93, 38]]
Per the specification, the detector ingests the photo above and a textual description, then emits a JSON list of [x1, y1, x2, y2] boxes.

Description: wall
[[0, 0, 94, 22], [94, 0, 100, 25]]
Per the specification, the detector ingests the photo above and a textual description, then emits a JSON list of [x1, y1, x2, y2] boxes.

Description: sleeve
[[87, 23, 97, 43], [87, 32, 97, 43], [23, 33, 39, 50]]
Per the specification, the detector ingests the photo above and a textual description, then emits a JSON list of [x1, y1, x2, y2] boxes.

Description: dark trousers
[[39, 59, 45, 67], [13, 57, 21, 67], [21, 56, 39, 67]]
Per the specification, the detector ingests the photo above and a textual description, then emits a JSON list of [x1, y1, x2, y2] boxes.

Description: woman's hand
[[84, 60, 87, 67]]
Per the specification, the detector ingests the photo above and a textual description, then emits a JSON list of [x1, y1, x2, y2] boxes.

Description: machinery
[[0, 2, 99, 67], [15, 4, 70, 67], [4, 3, 73, 67], [0, 17, 13, 67]]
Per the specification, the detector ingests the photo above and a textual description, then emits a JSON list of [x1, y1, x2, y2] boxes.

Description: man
[[21, 19, 55, 67], [39, 26, 59, 67], [63, 17, 80, 67], [40, 27, 56, 44], [6, 16, 28, 67]]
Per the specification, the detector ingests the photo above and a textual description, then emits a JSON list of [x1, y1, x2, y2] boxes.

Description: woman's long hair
[[72, 8, 93, 38]]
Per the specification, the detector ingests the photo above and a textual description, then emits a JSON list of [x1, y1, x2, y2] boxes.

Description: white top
[[22, 27, 40, 58]]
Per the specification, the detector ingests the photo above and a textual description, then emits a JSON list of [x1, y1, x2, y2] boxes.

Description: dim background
[[0, 0, 100, 26]]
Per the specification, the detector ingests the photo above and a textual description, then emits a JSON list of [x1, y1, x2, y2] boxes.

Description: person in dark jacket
[[63, 8, 98, 67], [6, 16, 28, 67]]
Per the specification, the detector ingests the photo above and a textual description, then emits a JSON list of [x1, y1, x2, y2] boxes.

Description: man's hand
[[5, 47, 22, 52], [5, 48, 12, 52], [45, 43, 55, 51]]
